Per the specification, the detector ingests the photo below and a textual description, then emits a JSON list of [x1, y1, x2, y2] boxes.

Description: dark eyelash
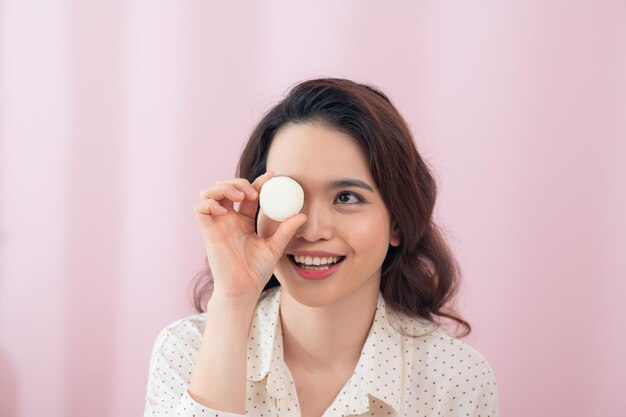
[[336, 191, 365, 204]]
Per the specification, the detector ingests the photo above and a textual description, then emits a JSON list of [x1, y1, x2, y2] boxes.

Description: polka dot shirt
[[144, 286, 499, 416]]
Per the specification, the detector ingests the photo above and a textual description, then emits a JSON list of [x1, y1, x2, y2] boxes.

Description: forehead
[[267, 123, 373, 185]]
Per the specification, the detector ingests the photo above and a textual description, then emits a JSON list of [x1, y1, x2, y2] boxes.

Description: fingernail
[[248, 187, 257, 195]]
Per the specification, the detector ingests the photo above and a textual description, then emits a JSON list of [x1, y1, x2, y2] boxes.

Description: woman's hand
[[193, 170, 306, 303]]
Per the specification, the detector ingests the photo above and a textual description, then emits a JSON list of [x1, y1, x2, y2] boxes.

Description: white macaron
[[259, 176, 304, 221]]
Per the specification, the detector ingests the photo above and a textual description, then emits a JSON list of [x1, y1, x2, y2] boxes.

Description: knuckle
[[200, 185, 230, 201], [218, 178, 251, 189], [225, 184, 241, 194], [201, 179, 253, 203]]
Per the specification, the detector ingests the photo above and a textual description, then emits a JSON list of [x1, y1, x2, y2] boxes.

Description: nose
[[294, 200, 333, 242]]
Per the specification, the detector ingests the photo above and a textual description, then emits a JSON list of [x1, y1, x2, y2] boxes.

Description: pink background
[[1, 1, 625, 416]]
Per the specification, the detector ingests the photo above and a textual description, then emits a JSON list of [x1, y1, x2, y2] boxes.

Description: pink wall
[[1, 1, 624, 416]]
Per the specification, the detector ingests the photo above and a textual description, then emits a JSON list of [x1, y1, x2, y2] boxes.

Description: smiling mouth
[[286, 254, 347, 270]]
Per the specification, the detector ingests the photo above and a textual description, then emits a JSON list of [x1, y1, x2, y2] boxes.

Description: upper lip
[[287, 250, 346, 258]]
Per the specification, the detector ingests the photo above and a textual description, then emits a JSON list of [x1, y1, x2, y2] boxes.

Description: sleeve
[[438, 336, 501, 417], [468, 358, 500, 417], [143, 327, 246, 417]]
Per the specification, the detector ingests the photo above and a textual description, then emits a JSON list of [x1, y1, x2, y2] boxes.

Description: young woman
[[144, 78, 500, 417]]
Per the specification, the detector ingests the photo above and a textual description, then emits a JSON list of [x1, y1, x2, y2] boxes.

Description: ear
[[389, 219, 401, 247]]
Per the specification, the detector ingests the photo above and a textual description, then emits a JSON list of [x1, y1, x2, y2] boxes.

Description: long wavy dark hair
[[191, 78, 471, 338]]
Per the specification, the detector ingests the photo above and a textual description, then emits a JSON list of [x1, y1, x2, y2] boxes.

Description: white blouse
[[144, 285, 499, 417]]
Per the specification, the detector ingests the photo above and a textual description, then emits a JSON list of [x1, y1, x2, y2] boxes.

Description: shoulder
[[430, 328, 497, 380], [391, 313, 498, 387], [150, 286, 280, 354], [150, 312, 207, 358], [395, 318, 499, 414]]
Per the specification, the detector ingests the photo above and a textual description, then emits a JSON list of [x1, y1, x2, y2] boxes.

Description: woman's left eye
[[335, 191, 364, 204]]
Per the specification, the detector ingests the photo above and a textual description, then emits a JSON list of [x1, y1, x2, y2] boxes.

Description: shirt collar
[[349, 290, 404, 414], [246, 286, 284, 382], [246, 286, 405, 414]]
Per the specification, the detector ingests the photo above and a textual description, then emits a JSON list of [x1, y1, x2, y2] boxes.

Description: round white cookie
[[259, 176, 304, 221]]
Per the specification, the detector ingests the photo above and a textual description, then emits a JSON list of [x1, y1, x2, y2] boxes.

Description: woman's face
[[257, 122, 400, 307]]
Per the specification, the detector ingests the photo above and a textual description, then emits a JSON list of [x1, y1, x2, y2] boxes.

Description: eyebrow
[[327, 179, 375, 193], [279, 176, 376, 193]]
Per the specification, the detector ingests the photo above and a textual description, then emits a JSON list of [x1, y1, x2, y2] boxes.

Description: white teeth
[[293, 255, 341, 265]]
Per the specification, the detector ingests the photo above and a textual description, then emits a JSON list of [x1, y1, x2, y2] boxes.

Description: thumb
[[267, 213, 307, 260]]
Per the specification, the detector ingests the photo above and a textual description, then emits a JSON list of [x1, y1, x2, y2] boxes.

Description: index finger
[[252, 170, 274, 188], [238, 170, 275, 219]]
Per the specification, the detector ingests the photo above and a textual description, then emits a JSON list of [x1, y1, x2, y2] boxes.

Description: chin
[[285, 289, 338, 308], [275, 277, 344, 309]]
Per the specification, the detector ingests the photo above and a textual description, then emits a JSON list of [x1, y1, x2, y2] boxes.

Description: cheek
[[344, 213, 390, 255]]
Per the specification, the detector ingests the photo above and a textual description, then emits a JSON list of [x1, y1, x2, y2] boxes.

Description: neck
[[279, 279, 380, 373]]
